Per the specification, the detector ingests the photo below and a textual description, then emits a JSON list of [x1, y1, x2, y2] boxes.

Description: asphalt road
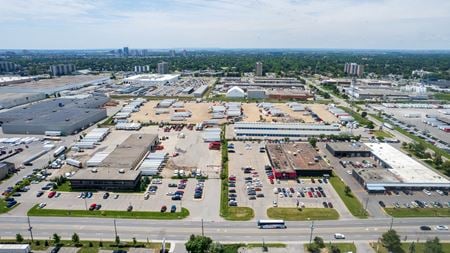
[[0, 216, 448, 243]]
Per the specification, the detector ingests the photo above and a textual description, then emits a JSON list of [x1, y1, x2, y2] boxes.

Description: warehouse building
[[70, 134, 158, 190], [326, 142, 372, 158], [193, 85, 209, 97], [233, 122, 342, 140], [352, 143, 450, 192], [0, 92, 46, 109], [247, 89, 267, 99], [0, 96, 109, 135], [267, 143, 332, 179], [123, 74, 179, 86], [0, 162, 15, 180]]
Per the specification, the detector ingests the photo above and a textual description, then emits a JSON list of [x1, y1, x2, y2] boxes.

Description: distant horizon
[[2, 47, 450, 52]]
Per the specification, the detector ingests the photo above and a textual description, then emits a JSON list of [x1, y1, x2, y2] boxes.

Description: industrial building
[[70, 134, 158, 190], [0, 162, 15, 180], [267, 143, 332, 179], [345, 86, 426, 101], [344, 143, 450, 192], [247, 89, 266, 99], [123, 74, 179, 86], [255, 62, 263, 76], [344, 63, 364, 76], [0, 95, 109, 135], [267, 89, 313, 100], [226, 86, 245, 98], [325, 142, 372, 158], [0, 92, 46, 109], [0, 61, 18, 73], [193, 85, 209, 97], [233, 122, 342, 140]]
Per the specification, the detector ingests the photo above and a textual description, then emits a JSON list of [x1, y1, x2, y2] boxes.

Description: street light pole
[[113, 219, 118, 239], [201, 219, 204, 236], [27, 216, 34, 242], [389, 217, 394, 230], [309, 220, 315, 245]]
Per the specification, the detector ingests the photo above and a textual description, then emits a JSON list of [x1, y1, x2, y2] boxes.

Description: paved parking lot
[[18, 178, 221, 221], [228, 141, 353, 220]]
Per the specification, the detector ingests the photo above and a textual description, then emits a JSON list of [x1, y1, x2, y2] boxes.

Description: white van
[[334, 233, 345, 239]]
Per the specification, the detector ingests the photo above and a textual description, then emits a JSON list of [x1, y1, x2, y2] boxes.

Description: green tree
[[185, 234, 213, 253], [331, 245, 341, 253], [16, 233, 24, 243], [409, 241, 416, 253], [208, 242, 225, 253], [132, 237, 137, 245], [434, 153, 443, 166], [344, 186, 352, 196], [72, 233, 80, 245], [424, 237, 443, 253], [53, 233, 61, 245], [313, 236, 325, 248], [308, 137, 318, 148], [381, 229, 401, 252]]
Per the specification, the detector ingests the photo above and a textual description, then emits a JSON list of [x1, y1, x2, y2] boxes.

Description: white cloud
[[0, 0, 449, 49]]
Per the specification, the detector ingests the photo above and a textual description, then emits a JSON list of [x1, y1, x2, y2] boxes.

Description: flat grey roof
[[100, 134, 157, 169], [71, 167, 141, 181], [327, 142, 371, 152]]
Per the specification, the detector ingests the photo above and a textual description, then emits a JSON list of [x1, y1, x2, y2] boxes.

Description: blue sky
[[0, 0, 449, 49]]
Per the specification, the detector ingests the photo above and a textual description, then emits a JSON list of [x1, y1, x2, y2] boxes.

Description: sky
[[0, 0, 450, 50]]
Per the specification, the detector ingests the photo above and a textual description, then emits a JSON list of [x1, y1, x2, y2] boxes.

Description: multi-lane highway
[[1, 216, 448, 243]]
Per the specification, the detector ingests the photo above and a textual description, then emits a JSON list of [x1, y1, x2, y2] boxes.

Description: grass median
[[267, 207, 339, 221], [28, 204, 190, 220], [329, 176, 368, 218], [384, 207, 450, 218]]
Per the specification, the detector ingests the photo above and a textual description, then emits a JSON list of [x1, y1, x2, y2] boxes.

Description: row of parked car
[[379, 199, 450, 208]]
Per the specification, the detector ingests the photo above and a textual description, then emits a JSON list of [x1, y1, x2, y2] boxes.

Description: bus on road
[[257, 219, 286, 229]]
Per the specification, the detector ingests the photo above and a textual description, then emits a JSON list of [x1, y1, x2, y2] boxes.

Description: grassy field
[[223, 243, 286, 253], [267, 208, 339, 221], [219, 127, 255, 221], [305, 243, 356, 253], [434, 93, 450, 102], [0, 239, 167, 252], [28, 205, 190, 220], [385, 208, 450, 217], [372, 242, 450, 253], [329, 176, 368, 218]]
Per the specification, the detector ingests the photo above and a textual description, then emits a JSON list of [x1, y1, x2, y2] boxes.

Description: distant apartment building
[[0, 61, 17, 73], [344, 63, 364, 76], [123, 47, 129, 56], [49, 64, 76, 76], [134, 65, 150, 73], [256, 62, 263, 76], [157, 62, 169, 74]]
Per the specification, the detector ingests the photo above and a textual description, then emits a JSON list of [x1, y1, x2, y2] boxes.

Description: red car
[[89, 203, 97, 211], [269, 179, 274, 184], [48, 191, 56, 198], [307, 191, 313, 198]]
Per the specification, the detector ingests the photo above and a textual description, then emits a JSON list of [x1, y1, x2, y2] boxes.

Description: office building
[[256, 62, 263, 76], [0, 162, 15, 180], [49, 64, 76, 76], [344, 63, 364, 76], [123, 47, 129, 56], [157, 62, 169, 74]]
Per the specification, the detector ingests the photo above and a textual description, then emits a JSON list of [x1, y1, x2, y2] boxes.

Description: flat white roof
[[124, 74, 179, 82], [365, 143, 449, 184]]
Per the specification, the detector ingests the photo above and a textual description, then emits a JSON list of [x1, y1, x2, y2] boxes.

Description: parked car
[[379, 201, 386, 208], [161, 205, 167, 212], [103, 192, 110, 199], [89, 203, 97, 211], [48, 191, 56, 198], [170, 205, 176, 213]]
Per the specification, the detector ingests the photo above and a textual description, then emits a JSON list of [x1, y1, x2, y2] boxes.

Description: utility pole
[[201, 219, 204, 236], [309, 220, 315, 245], [27, 216, 34, 242], [389, 217, 394, 230]]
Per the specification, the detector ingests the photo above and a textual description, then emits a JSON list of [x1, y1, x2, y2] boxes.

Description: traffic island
[[267, 207, 339, 220], [329, 176, 369, 218], [27, 204, 190, 220]]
